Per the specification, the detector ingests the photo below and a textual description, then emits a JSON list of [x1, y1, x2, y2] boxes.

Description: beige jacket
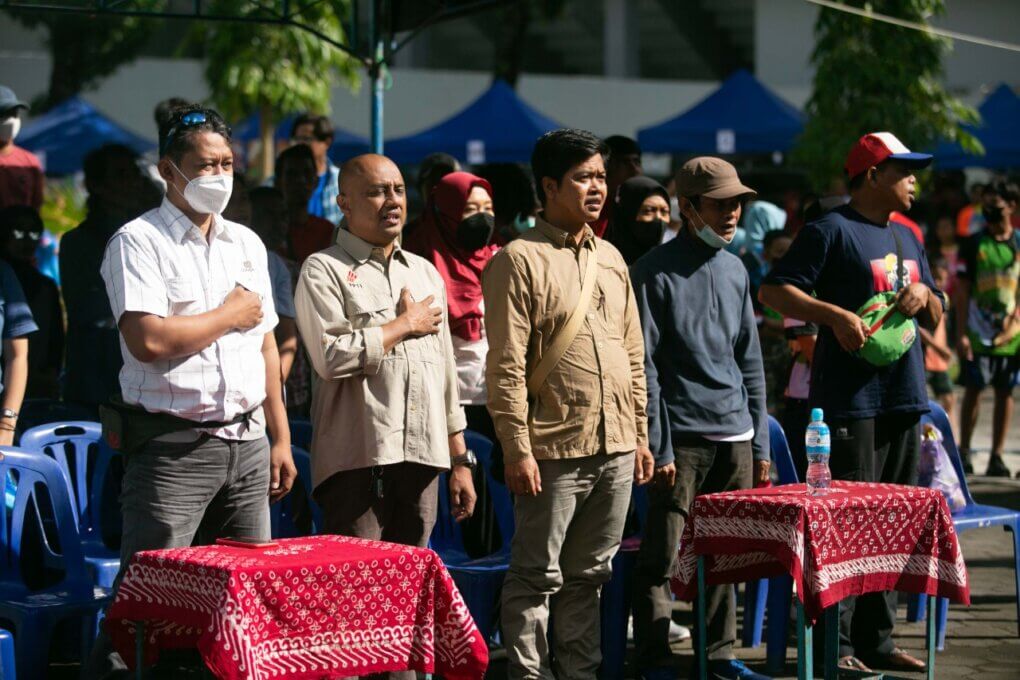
[[482, 216, 648, 463], [294, 228, 466, 488]]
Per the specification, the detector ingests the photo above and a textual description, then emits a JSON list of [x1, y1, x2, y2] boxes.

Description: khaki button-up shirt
[[294, 228, 467, 489], [482, 216, 648, 463]]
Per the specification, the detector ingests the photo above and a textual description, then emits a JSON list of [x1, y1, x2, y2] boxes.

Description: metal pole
[[369, 0, 384, 154]]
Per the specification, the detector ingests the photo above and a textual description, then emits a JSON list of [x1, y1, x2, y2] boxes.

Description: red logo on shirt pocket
[[347, 269, 358, 284]]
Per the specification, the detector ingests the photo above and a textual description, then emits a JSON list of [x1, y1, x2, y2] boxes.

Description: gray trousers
[[633, 438, 753, 669], [501, 451, 634, 680], [85, 435, 272, 679]]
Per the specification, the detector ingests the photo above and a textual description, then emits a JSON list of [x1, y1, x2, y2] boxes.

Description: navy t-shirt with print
[[764, 204, 944, 420]]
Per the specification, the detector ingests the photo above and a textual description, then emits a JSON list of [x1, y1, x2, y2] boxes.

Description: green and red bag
[[854, 291, 917, 367]]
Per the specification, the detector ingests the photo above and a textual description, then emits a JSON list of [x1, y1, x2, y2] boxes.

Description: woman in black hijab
[[606, 176, 671, 264]]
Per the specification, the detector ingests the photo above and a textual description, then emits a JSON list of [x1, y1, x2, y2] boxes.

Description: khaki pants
[[501, 451, 634, 680]]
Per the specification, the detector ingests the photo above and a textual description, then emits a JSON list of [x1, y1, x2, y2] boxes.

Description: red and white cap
[[844, 132, 933, 179]]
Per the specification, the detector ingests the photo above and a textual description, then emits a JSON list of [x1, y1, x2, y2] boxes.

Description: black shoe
[[986, 454, 1011, 478], [961, 450, 974, 474]]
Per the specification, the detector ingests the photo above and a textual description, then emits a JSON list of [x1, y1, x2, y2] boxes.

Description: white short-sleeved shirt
[[101, 198, 279, 440]]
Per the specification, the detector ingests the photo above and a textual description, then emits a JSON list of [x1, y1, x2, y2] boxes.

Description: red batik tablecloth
[[671, 481, 970, 624], [105, 535, 489, 680]]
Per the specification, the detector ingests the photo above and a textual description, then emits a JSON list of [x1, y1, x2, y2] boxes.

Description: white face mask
[[0, 117, 20, 143], [690, 205, 735, 249], [169, 160, 233, 215]]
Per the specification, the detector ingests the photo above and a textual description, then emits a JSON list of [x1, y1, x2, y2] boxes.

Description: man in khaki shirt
[[483, 129, 654, 680], [294, 157, 477, 679]]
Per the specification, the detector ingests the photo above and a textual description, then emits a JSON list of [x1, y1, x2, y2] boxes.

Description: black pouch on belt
[[99, 396, 252, 455]]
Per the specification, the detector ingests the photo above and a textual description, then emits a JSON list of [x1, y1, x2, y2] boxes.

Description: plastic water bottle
[[805, 408, 831, 496]]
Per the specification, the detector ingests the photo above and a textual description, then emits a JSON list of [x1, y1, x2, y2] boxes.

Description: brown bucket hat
[[676, 157, 757, 200]]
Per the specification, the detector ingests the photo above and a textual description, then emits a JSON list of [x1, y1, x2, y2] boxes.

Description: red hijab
[[403, 171, 498, 342]]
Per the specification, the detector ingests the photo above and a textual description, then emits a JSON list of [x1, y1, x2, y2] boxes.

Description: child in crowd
[[921, 258, 955, 437]]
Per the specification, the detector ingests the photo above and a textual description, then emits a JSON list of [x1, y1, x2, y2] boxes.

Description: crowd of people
[[1, 81, 1019, 680]]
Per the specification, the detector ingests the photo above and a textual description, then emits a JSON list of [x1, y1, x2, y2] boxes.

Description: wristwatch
[[451, 450, 477, 469], [0, 408, 17, 420]]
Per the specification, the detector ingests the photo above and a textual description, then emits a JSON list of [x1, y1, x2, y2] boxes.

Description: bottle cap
[[811, 408, 824, 422]]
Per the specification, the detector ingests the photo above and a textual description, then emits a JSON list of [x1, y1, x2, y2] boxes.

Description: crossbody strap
[[527, 240, 599, 397], [891, 223, 907, 290]]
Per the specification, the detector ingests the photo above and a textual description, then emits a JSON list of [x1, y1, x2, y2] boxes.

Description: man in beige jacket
[[294, 154, 476, 680], [483, 129, 654, 680]]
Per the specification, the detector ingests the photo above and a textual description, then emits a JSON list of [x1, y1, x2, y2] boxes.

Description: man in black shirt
[[760, 132, 943, 673]]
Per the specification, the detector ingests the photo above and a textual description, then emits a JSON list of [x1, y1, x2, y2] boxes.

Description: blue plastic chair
[[741, 416, 800, 651], [904, 400, 1020, 649], [18, 422, 122, 588], [0, 447, 112, 679], [13, 399, 98, 440], [270, 445, 323, 538], [432, 430, 514, 643], [599, 481, 650, 680], [0, 627, 14, 680]]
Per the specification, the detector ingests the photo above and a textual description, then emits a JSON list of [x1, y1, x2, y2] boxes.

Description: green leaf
[[792, 0, 981, 190]]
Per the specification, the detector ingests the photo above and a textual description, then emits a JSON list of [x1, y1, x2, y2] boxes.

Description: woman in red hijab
[[404, 171, 499, 441]]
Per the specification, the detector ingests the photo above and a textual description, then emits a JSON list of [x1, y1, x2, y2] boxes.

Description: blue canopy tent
[[328, 129, 372, 163], [18, 97, 156, 176], [233, 113, 369, 163], [637, 69, 804, 155], [933, 84, 1020, 169], [384, 80, 561, 164], [233, 113, 298, 143]]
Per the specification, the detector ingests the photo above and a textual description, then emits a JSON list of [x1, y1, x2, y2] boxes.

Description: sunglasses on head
[[160, 110, 230, 156]]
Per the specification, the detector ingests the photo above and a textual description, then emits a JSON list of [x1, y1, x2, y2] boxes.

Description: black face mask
[[634, 218, 665, 248], [984, 205, 1005, 224], [456, 212, 495, 251]]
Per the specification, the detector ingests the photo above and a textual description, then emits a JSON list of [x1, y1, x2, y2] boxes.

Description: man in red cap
[[760, 132, 944, 673]]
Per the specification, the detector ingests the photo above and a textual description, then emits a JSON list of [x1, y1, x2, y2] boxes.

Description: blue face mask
[[513, 213, 536, 234]]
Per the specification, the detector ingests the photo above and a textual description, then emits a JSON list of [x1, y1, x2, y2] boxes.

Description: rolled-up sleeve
[[0, 263, 38, 339], [482, 250, 534, 462], [294, 256, 385, 380]]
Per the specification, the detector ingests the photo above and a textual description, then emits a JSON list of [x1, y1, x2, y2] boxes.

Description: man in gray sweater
[[630, 157, 771, 680]]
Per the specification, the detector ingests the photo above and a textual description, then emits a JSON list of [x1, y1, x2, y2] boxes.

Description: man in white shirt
[[87, 105, 295, 679]]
